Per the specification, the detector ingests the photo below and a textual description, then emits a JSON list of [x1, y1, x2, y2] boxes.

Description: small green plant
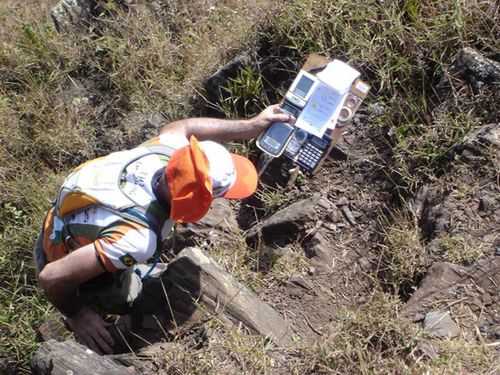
[[254, 185, 288, 215], [217, 65, 269, 119], [439, 234, 484, 265]]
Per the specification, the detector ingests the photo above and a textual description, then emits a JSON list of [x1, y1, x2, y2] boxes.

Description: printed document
[[295, 82, 347, 137]]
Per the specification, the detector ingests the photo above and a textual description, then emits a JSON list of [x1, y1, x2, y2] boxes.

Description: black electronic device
[[284, 128, 308, 158], [256, 121, 295, 157], [280, 99, 302, 119], [257, 56, 369, 174], [284, 131, 332, 173]]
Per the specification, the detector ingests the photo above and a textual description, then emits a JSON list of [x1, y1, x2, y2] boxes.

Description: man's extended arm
[[159, 104, 293, 141], [38, 244, 115, 354]]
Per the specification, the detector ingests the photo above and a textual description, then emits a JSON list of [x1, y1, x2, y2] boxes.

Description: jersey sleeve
[[93, 220, 158, 271]]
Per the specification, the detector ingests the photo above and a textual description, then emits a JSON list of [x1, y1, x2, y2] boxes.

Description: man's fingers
[[270, 104, 282, 113], [76, 333, 103, 355], [81, 332, 112, 355], [87, 336, 104, 355], [75, 327, 114, 354], [96, 326, 115, 354], [95, 334, 114, 354], [273, 112, 294, 123]]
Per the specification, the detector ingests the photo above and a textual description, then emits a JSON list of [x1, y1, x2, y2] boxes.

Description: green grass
[[439, 234, 485, 266], [217, 65, 270, 119], [254, 185, 288, 215], [268, 0, 498, 194]]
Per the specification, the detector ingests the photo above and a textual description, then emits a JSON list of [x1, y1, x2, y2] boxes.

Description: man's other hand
[[67, 307, 115, 355], [249, 104, 296, 134]]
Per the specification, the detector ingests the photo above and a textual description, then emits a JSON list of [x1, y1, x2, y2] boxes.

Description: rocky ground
[[35, 49, 498, 374], [30, 1, 499, 373]]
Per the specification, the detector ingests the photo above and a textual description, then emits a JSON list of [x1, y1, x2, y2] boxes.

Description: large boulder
[[32, 340, 139, 375]]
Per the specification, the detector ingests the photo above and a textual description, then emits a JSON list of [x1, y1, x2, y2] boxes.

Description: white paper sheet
[[295, 82, 347, 137], [316, 59, 360, 95]]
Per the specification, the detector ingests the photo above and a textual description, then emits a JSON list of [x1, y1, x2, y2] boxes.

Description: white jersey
[[43, 134, 188, 271]]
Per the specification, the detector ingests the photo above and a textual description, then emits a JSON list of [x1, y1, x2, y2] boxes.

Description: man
[[35, 104, 293, 354]]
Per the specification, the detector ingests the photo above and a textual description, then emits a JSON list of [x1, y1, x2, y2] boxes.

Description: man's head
[[165, 136, 258, 223]]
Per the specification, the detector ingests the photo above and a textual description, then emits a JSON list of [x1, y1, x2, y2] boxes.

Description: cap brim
[[223, 154, 258, 199]]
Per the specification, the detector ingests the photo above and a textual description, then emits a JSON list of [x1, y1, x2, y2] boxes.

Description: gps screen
[[293, 75, 315, 98]]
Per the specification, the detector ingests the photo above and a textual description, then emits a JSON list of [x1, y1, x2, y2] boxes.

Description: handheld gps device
[[256, 122, 295, 157], [284, 130, 333, 173], [285, 70, 319, 109]]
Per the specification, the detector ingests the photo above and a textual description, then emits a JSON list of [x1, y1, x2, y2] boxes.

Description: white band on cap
[[198, 141, 237, 197]]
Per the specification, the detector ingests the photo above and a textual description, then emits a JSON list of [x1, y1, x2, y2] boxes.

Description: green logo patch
[[119, 253, 137, 267]]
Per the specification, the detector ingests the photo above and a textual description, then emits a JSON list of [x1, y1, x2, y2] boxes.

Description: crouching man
[[34, 105, 293, 354]]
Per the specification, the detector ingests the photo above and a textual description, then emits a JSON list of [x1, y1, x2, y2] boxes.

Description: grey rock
[[317, 197, 335, 211], [173, 199, 240, 251], [479, 321, 490, 333], [288, 276, 313, 291], [330, 133, 352, 159], [353, 174, 364, 184], [304, 232, 332, 265], [335, 197, 349, 206], [32, 339, 140, 374], [51, 0, 96, 33], [494, 325, 500, 339], [414, 340, 439, 359], [482, 293, 492, 306], [438, 47, 500, 94], [340, 206, 357, 225], [246, 195, 322, 244], [403, 262, 468, 321], [421, 194, 456, 239], [423, 310, 460, 338], [323, 222, 338, 231], [458, 123, 500, 156], [358, 257, 372, 272]]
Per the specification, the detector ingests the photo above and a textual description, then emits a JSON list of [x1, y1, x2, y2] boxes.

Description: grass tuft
[[376, 209, 428, 298], [438, 234, 485, 266]]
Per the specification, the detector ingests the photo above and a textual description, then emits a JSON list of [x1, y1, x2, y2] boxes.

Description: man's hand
[[37, 243, 113, 353], [67, 307, 115, 355], [247, 104, 296, 134]]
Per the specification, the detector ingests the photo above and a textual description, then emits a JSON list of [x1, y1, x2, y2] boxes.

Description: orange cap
[[166, 136, 258, 223]]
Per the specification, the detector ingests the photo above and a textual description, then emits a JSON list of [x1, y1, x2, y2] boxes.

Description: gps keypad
[[298, 143, 323, 169]]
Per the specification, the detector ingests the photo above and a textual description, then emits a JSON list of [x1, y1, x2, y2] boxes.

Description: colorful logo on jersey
[[119, 253, 137, 267]]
